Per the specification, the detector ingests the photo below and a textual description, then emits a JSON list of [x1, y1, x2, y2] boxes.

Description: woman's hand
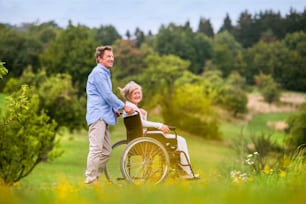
[[160, 124, 170, 133]]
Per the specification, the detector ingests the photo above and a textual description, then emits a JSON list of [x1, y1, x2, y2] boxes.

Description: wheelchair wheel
[[105, 139, 128, 185], [120, 137, 170, 185]]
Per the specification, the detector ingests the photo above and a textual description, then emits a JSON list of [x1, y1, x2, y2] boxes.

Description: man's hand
[[114, 110, 121, 117], [124, 105, 134, 114]]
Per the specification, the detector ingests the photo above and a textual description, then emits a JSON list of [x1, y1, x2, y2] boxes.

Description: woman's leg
[[176, 135, 192, 175]]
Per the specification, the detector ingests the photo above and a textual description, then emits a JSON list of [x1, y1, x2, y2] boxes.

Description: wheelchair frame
[[105, 112, 196, 185]]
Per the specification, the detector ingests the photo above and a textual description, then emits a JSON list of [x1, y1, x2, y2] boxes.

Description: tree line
[[0, 7, 305, 133]]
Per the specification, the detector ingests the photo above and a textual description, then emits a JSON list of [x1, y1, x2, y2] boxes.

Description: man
[[85, 45, 133, 184]]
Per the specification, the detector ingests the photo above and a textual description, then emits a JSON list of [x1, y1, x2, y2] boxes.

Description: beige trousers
[[85, 120, 112, 182]]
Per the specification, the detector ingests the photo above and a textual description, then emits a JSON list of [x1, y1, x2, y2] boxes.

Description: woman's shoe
[[180, 173, 200, 180]]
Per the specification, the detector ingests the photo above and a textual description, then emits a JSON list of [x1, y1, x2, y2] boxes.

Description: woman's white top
[[123, 101, 163, 130]]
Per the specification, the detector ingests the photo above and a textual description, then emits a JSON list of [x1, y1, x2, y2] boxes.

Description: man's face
[[99, 50, 114, 69]]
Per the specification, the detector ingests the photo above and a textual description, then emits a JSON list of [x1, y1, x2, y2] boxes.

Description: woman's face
[[129, 88, 142, 105]]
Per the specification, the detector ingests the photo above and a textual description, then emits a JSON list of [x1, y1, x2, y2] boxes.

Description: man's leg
[[97, 124, 112, 176], [85, 120, 109, 183]]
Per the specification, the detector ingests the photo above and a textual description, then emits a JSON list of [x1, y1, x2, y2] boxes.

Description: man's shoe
[[84, 178, 99, 184]]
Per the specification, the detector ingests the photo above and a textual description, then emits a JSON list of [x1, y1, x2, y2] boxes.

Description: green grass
[[1, 100, 305, 204], [2, 119, 303, 204], [221, 112, 293, 144]]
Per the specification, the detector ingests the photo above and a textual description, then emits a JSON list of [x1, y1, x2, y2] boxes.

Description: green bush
[[286, 103, 306, 150], [0, 85, 58, 185], [162, 84, 221, 140]]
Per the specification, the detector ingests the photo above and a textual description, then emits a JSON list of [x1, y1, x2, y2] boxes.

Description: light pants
[[165, 134, 192, 175], [177, 135, 192, 175], [85, 120, 112, 182]]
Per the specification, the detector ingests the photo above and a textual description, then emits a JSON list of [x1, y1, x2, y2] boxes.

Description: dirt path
[[247, 92, 305, 114]]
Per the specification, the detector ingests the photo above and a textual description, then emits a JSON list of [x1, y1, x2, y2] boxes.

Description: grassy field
[[1, 114, 304, 204], [1, 92, 305, 204]]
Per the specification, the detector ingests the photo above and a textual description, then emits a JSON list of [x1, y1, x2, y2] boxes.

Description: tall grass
[[0, 104, 305, 203], [0, 122, 304, 204]]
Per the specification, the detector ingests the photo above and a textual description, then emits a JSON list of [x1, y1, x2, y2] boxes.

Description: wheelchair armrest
[[146, 127, 159, 131], [168, 126, 176, 131], [147, 126, 176, 131]]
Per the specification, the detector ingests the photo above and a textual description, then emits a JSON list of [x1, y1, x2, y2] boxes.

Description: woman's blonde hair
[[119, 81, 142, 101]]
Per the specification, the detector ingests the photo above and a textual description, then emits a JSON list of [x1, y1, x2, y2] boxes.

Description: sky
[[1, 0, 305, 35]]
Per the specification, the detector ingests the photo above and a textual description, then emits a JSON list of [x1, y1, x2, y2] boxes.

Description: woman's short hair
[[119, 81, 142, 101]]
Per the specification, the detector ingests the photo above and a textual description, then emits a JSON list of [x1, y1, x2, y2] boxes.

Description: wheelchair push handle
[[168, 126, 176, 131]]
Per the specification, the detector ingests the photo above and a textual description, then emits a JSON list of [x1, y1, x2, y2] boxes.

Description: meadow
[[1, 92, 306, 204]]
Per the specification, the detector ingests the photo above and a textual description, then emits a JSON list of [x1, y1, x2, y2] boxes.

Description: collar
[[97, 64, 111, 76]]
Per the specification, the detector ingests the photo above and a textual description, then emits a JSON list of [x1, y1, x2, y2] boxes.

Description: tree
[[244, 40, 288, 85], [138, 54, 221, 139], [134, 27, 146, 48], [39, 23, 97, 95], [281, 32, 306, 91], [221, 72, 248, 116], [218, 13, 234, 34], [212, 31, 244, 77], [197, 17, 214, 37], [93, 25, 121, 45], [111, 39, 146, 83], [0, 25, 43, 78], [254, 72, 281, 104], [140, 53, 190, 106], [4, 67, 86, 131], [0, 85, 58, 185], [153, 23, 212, 74], [233, 10, 256, 48], [169, 83, 221, 139], [0, 63, 59, 185]]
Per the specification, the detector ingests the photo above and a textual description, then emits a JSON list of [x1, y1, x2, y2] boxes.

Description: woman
[[119, 81, 199, 179]]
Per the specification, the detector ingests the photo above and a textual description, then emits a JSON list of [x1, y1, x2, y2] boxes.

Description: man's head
[[96, 45, 114, 69]]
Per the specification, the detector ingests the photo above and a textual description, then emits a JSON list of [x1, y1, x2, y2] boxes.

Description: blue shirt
[[86, 64, 124, 125]]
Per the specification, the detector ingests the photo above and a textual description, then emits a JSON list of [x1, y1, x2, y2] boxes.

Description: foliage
[[286, 103, 306, 150], [0, 26, 44, 78], [140, 53, 190, 106], [112, 39, 146, 81], [230, 129, 290, 178], [0, 85, 58, 185], [92, 25, 121, 45], [201, 70, 248, 117], [197, 17, 214, 37], [281, 32, 306, 91], [3, 68, 86, 131], [0, 62, 8, 79], [220, 72, 248, 116], [39, 23, 97, 95], [212, 31, 244, 77], [153, 24, 213, 74], [255, 72, 281, 104], [166, 83, 221, 139]]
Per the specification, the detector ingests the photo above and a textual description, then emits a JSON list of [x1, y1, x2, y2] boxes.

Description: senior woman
[[119, 81, 199, 179]]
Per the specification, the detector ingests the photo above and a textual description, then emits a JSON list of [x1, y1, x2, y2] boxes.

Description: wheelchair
[[104, 112, 196, 185]]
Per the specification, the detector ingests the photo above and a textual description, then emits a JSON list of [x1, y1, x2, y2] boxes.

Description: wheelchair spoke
[[121, 137, 170, 185]]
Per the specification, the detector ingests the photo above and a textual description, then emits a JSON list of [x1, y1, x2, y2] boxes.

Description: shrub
[[0, 85, 58, 185]]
